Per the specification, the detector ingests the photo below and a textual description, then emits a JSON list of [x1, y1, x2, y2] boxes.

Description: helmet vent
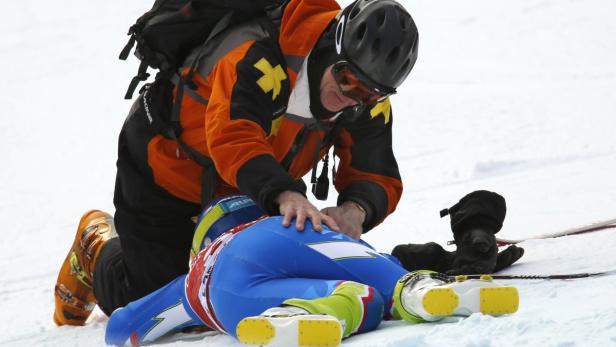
[[377, 9, 386, 27], [387, 46, 400, 64], [399, 58, 411, 74], [357, 22, 367, 40], [350, 5, 361, 20], [371, 38, 381, 55], [400, 14, 409, 30]]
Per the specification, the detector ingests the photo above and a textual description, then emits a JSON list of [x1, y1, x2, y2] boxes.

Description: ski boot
[[236, 306, 343, 347], [53, 210, 116, 326], [393, 270, 519, 323]]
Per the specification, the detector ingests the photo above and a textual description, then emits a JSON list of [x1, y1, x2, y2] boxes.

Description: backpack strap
[[125, 61, 150, 100], [257, 14, 287, 74], [168, 10, 234, 136], [168, 11, 286, 207], [159, 11, 236, 206], [170, 74, 209, 105]]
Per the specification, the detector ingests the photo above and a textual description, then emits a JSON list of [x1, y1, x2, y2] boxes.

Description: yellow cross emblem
[[254, 58, 287, 101], [370, 98, 391, 124]]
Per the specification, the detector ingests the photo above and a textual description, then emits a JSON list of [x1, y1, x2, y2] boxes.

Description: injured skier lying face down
[[104, 195, 520, 347]]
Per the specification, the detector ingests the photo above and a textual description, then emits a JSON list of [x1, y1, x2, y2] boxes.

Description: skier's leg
[[281, 280, 384, 336], [105, 275, 203, 346], [234, 280, 382, 347]]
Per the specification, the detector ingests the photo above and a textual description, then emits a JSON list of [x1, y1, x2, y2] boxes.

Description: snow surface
[[1, 0, 616, 346]]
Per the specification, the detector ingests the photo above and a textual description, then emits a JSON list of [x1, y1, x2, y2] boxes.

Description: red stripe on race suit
[[184, 217, 266, 332], [334, 280, 375, 334]]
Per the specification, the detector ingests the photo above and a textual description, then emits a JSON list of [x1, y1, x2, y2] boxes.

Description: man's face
[[319, 65, 359, 112]]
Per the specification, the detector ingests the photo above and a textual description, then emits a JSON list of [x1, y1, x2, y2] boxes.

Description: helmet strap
[[308, 21, 340, 120]]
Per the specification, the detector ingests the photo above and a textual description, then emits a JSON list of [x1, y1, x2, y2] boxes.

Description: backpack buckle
[[124, 61, 150, 99]]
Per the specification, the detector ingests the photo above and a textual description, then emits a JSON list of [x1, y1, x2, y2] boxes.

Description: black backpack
[[120, 0, 286, 99], [119, 0, 287, 205]]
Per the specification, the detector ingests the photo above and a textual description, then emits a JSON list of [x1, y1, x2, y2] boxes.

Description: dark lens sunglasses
[[331, 61, 394, 105]]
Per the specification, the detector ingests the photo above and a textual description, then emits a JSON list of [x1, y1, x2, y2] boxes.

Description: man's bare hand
[[320, 201, 366, 240], [276, 191, 340, 232]]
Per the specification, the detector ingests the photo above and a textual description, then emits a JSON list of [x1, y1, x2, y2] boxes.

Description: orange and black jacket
[[145, 0, 402, 231]]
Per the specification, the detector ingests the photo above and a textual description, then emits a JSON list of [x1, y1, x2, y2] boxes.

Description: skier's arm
[[333, 98, 403, 232], [203, 38, 338, 231], [204, 39, 304, 214]]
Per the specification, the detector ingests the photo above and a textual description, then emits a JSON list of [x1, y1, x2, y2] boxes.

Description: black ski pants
[[93, 101, 201, 316]]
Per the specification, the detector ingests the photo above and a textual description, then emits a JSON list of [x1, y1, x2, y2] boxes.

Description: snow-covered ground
[[1, 0, 616, 346]]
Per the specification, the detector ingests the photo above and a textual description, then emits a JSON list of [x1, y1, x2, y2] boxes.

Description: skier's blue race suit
[[105, 216, 408, 345]]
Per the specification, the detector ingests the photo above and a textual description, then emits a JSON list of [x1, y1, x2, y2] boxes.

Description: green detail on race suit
[[283, 281, 372, 337]]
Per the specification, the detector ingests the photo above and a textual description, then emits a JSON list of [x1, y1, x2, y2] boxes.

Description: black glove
[[391, 241, 524, 274], [448, 228, 497, 274], [391, 242, 455, 273], [392, 190, 524, 274], [494, 244, 524, 272]]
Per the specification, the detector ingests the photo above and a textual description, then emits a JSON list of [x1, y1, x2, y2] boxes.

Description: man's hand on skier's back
[[276, 191, 340, 232], [321, 202, 366, 240]]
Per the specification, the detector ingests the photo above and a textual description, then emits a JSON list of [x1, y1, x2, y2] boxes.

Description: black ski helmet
[[334, 0, 418, 92]]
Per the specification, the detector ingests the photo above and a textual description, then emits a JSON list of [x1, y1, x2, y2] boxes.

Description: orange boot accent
[[53, 210, 116, 326]]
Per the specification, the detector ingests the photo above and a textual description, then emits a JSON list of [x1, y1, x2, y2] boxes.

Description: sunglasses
[[331, 61, 394, 105]]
